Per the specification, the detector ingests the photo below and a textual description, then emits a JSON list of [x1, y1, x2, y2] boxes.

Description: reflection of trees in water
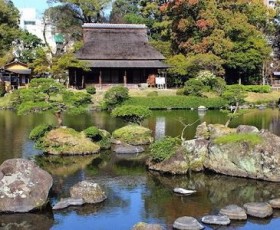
[[0, 211, 54, 230], [270, 110, 280, 136], [143, 172, 280, 226]]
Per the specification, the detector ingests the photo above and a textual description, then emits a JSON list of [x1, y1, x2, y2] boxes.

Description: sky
[[12, 0, 113, 17], [12, 0, 50, 14]]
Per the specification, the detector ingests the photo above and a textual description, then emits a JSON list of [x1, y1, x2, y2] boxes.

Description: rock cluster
[[173, 199, 280, 229], [53, 180, 107, 210], [149, 122, 280, 182], [0, 159, 53, 213]]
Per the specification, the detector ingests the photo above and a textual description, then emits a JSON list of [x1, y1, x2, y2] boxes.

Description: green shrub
[[214, 133, 262, 146], [222, 85, 247, 105], [147, 91, 158, 97], [0, 81, 5, 97], [29, 124, 53, 141], [83, 126, 111, 149], [86, 86, 96, 95], [112, 124, 153, 145], [83, 126, 102, 141], [111, 105, 152, 124], [150, 136, 181, 163], [243, 85, 271, 93], [176, 88, 185, 95], [183, 78, 205, 96], [103, 86, 129, 110], [211, 77, 226, 95]]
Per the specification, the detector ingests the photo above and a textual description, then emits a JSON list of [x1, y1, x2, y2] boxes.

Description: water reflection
[[0, 109, 280, 229], [0, 212, 54, 230]]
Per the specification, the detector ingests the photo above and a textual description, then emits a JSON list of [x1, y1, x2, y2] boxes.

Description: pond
[[0, 109, 280, 230]]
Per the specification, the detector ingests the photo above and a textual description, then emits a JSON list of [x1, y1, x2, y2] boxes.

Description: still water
[[0, 109, 280, 230]]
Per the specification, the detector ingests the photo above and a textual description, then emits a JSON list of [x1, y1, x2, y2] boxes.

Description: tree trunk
[[55, 112, 63, 127]]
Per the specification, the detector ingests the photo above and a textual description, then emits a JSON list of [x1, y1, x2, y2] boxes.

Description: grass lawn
[[0, 93, 13, 108], [245, 90, 280, 104]]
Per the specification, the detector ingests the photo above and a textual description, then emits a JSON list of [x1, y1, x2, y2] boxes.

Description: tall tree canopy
[[164, 0, 274, 83], [0, 0, 20, 57], [13, 31, 43, 63], [47, 0, 111, 23]]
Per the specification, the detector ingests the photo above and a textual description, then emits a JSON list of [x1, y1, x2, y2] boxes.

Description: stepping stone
[[132, 222, 163, 230], [173, 216, 204, 230], [269, 198, 280, 208], [201, 215, 230, 225], [53, 198, 84, 210], [243, 202, 273, 218], [173, 188, 196, 195], [219, 204, 247, 220]]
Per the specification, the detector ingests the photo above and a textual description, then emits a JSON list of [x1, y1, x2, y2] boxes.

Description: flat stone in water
[[219, 204, 247, 220], [173, 188, 196, 195], [269, 198, 280, 208], [201, 215, 230, 225], [112, 144, 145, 154], [243, 202, 273, 218], [173, 216, 204, 230], [53, 198, 84, 210]]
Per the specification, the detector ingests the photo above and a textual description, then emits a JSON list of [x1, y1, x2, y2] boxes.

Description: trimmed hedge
[[243, 85, 271, 93], [226, 85, 271, 93], [123, 96, 227, 109], [111, 105, 152, 124]]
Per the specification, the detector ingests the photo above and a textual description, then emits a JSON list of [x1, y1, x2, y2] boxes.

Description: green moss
[[112, 125, 153, 145], [214, 133, 263, 146], [149, 136, 181, 163], [41, 127, 100, 155]]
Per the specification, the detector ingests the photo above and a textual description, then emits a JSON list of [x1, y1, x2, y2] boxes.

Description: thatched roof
[[76, 24, 166, 67]]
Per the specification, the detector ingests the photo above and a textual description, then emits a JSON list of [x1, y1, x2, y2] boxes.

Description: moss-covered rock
[[112, 125, 153, 145], [41, 127, 100, 155], [147, 146, 189, 175]]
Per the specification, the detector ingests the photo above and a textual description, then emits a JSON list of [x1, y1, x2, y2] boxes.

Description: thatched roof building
[[69, 23, 168, 88]]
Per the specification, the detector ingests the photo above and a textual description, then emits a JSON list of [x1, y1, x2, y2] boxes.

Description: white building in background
[[264, 0, 277, 8], [18, 8, 57, 53]]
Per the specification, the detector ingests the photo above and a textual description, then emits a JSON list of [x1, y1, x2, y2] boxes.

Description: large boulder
[[147, 147, 189, 175], [0, 159, 53, 213], [205, 129, 280, 181], [112, 125, 153, 145], [70, 180, 107, 204], [182, 139, 209, 172], [208, 124, 235, 140], [41, 127, 100, 155]]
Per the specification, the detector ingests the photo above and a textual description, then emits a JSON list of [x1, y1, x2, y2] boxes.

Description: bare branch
[[177, 118, 200, 142]]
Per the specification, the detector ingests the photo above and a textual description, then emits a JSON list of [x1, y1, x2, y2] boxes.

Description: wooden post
[[124, 70, 127, 87], [18, 74, 20, 88], [82, 75, 85, 89], [99, 70, 102, 89]]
